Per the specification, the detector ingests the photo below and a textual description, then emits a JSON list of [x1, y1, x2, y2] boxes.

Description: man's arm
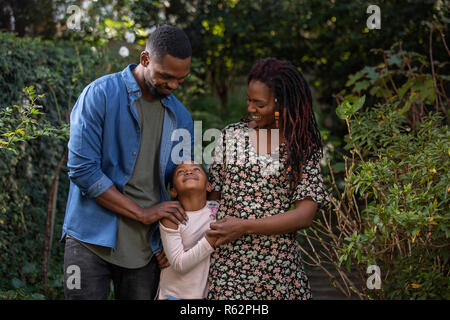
[[67, 85, 187, 225], [67, 84, 115, 199], [95, 186, 188, 225]]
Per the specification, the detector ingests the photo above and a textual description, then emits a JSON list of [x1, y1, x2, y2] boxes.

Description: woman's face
[[246, 80, 276, 129]]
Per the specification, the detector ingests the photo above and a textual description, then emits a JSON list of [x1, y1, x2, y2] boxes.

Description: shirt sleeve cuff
[[199, 236, 215, 253], [86, 174, 114, 198]]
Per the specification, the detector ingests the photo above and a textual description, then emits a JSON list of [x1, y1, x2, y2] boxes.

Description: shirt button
[[132, 152, 136, 156], [125, 175, 128, 179]]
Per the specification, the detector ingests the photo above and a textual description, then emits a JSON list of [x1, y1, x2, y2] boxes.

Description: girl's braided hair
[[244, 57, 323, 186]]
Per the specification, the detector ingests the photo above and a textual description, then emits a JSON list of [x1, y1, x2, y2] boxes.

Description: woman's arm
[[206, 197, 317, 246], [159, 219, 215, 274]]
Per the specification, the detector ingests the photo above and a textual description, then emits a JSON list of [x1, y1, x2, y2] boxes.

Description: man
[[62, 25, 193, 300]]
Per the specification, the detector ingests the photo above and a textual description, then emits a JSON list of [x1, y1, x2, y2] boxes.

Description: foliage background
[[302, 43, 449, 299], [0, 0, 448, 299]]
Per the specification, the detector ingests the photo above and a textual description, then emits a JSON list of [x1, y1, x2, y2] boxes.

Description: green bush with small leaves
[[303, 40, 449, 300]]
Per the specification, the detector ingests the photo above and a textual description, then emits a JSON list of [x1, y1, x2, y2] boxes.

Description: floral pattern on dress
[[207, 122, 330, 300]]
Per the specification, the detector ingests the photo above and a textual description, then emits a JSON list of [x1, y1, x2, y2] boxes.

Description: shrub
[[301, 37, 449, 299], [0, 32, 122, 299], [0, 86, 69, 299]]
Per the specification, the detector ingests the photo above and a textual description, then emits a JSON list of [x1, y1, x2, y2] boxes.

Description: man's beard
[[145, 79, 169, 100]]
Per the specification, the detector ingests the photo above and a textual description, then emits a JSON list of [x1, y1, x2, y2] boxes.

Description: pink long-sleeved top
[[158, 201, 218, 299]]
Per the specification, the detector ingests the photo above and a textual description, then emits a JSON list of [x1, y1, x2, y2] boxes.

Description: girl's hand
[[155, 250, 170, 269], [206, 217, 246, 246]]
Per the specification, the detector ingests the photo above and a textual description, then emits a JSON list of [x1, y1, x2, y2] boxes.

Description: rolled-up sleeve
[[67, 84, 113, 198]]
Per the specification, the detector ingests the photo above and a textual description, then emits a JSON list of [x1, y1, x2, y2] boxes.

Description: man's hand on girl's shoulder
[[161, 217, 179, 230]]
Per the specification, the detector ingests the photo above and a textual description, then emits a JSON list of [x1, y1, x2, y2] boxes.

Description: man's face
[[171, 161, 211, 198], [142, 52, 191, 99]]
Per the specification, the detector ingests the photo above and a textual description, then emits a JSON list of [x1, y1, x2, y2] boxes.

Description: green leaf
[[399, 92, 417, 114], [21, 262, 36, 274], [11, 278, 25, 289], [336, 101, 351, 120], [398, 79, 415, 99], [353, 80, 370, 92], [29, 293, 46, 300], [387, 54, 402, 67], [346, 72, 364, 87], [363, 66, 379, 83], [353, 95, 366, 112], [30, 108, 45, 115]]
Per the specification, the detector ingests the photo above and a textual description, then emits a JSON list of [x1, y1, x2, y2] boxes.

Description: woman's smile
[[250, 114, 263, 121]]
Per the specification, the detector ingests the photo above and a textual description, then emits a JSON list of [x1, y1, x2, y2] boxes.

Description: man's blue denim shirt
[[61, 64, 194, 253]]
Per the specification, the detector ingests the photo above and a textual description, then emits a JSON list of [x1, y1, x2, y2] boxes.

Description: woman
[[206, 58, 330, 300]]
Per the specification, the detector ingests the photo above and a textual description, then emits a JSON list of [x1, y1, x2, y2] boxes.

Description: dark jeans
[[63, 237, 160, 300]]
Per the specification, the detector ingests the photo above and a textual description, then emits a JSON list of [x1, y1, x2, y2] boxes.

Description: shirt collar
[[121, 64, 141, 94]]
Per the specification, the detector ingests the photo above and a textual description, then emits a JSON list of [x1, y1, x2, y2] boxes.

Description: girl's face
[[246, 80, 276, 129], [170, 161, 211, 198]]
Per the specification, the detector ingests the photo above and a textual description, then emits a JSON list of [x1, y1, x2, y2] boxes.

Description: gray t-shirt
[[76, 97, 165, 268]]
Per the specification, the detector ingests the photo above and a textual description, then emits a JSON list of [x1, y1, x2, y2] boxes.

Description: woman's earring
[[274, 111, 280, 129], [274, 98, 279, 129]]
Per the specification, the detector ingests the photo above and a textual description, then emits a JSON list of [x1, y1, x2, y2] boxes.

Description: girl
[[157, 161, 219, 300]]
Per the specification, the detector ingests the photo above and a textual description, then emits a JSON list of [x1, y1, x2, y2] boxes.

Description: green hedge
[[0, 32, 123, 299]]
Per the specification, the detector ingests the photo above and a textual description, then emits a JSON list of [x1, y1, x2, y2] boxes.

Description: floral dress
[[207, 122, 330, 300]]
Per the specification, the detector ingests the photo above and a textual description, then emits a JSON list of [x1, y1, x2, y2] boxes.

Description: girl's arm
[[206, 197, 317, 246], [159, 219, 215, 274]]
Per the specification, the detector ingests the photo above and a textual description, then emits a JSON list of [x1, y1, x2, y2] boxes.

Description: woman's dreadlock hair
[[244, 58, 323, 186]]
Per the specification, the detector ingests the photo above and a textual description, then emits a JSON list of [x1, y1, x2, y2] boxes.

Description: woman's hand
[[206, 217, 247, 246], [205, 198, 318, 246]]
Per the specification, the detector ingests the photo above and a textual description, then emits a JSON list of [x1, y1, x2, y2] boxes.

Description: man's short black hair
[[146, 25, 192, 61]]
